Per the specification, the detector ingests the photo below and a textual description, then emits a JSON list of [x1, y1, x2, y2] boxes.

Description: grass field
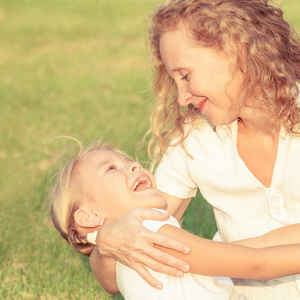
[[0, 0, 299, 299]]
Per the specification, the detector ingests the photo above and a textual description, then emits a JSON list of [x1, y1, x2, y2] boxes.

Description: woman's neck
[[237, 118, 280, 142], [237, 105, 280, 137], [236, 116, 280, 188]]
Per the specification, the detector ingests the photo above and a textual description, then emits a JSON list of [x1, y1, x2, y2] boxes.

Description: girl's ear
[[74, 207, 104, 228]]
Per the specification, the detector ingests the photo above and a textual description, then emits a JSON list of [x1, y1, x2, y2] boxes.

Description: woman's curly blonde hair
[[146, 0, 300, 166], [49, 138, 131, 257]]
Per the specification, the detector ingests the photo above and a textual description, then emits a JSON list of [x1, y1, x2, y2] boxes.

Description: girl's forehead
[[85, 149, 132, 166], [74, 150, 117, 178]]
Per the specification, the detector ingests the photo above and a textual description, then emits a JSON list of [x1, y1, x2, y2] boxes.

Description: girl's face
[[159, 28, 244, 126], [74, 149, 167, 222]]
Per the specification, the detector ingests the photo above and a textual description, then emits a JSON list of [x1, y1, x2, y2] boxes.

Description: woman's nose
[[177, 87, 192, 107]]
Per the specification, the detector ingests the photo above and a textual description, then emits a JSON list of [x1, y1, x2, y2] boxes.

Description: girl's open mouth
[[131, 175, 152, 192]]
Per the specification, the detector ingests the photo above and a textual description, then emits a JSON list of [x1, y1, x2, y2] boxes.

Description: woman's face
[[74, 149, 167, 222], [159, 28, 244, 126]]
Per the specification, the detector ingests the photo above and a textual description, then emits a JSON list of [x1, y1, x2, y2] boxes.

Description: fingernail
[[157, 284, 163, 290], [177, 271, 184, 277], [183, 246, 190, 254], [183, 264, 190, 272]]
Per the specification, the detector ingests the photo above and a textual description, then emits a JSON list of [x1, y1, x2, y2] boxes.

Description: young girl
[[90, 0, 300, 299], [50, 139, 300, 300]]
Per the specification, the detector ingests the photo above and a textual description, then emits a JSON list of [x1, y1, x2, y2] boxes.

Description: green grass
[[0, 0, 299, 298]]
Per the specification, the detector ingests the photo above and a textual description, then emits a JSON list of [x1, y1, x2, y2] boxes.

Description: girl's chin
[[153, 200, 168, 210]]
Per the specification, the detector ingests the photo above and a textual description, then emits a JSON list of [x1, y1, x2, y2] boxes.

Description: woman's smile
[[197, 98, 208, 113]]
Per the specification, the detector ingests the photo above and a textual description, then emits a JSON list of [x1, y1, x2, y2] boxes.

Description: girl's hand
[[96, 207, 190, 290]]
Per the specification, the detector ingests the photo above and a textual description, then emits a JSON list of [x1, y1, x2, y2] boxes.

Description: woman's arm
[[89, 208, 191, 294], [162, 192, 192, 221], [233, 223, 300, 248], [157, 223, 300, 280], [162, 191, 300, 278]]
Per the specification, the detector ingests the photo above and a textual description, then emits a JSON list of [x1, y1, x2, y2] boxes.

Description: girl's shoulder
[[143, 209, 181, 233]]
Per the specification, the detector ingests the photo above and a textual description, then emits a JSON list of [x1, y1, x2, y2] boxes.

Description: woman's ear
[[74, 207, 104, 228]]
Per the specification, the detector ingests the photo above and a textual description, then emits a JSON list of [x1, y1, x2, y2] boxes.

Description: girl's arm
[[157, 224, 300, 280], [90, 249, 118, 294], [89, 208, 191, 294]]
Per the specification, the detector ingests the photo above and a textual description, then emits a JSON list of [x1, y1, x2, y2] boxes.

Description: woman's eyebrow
[[171, 67, 182, 73]]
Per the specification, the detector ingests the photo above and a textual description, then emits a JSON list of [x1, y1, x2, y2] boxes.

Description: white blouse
[[117, 213, 240, 300], [155, 120, 300, 299]]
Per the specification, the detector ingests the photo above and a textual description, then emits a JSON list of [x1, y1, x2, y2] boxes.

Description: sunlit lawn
[[0, 0, 299, 298]]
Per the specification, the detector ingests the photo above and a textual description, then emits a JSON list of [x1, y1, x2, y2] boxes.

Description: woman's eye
[[181, 74, 189, 81]]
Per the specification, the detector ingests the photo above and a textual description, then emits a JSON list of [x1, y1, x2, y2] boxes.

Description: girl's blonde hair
[[49, 138, 131, 257], [147, 0, 300, 166]]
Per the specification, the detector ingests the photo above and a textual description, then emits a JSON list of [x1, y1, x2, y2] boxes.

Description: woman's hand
[[95, 207, 190, 290]]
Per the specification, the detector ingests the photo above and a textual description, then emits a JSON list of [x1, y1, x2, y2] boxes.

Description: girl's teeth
[[132, 178, 151, 191]]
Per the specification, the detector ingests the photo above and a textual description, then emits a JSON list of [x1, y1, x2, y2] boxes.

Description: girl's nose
[[127, 161, 142, 173], [177, 87, 192, 107]]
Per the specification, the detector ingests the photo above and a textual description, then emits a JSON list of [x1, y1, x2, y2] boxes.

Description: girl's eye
[[107, 165, 116, 172]]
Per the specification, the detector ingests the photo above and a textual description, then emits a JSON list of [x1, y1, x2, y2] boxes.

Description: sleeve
[[117, 211, 182, 300], [154, 143, 198, 199], [143, 209, 181, 232]]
